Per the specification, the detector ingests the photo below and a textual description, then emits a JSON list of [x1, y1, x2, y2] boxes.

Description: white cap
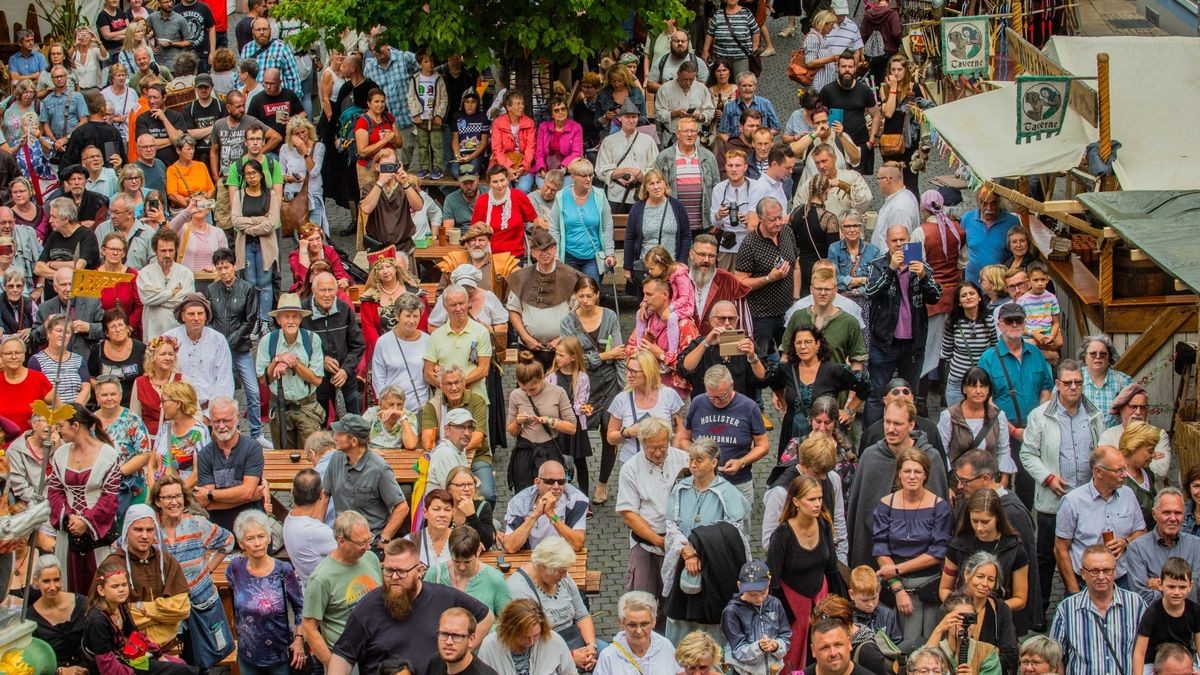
[[451, 263, 482, 289], [832, 0, 850, 14]]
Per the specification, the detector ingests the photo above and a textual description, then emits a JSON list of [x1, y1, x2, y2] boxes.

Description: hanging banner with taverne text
[[1016, 75, 1072, 144], [942, 16, 990, 77]]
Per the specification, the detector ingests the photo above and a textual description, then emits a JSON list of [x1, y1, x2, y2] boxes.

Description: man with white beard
[[690, 233, 752, 337], [435, 221, 520, 297], [193, 396, 266, 532], [328, 539, 493, 675]]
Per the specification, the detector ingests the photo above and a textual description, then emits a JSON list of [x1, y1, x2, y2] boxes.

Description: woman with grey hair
[[906, 646, 952, 674], [0, 267, 33, 339], [227, 509, 307, 675], [28, 554, 89, 675], [662, 437, 751, 644], [934, 553, 1017, 674], [368, 290, 431, 414], [827, 209, 880, 342], [926, 591, 1004, 674], [594, 590, 679, 674], [508, 537, 603, 671], [1018, 635, 1063, 673], [1079, 334, 1131, 427]]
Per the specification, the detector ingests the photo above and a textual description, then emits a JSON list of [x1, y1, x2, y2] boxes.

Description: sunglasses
[[538, 477, 567, 485], [889, 387, 911, 396]]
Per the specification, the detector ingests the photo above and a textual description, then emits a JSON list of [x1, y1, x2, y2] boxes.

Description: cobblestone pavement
[[294, 22, 978, 638]]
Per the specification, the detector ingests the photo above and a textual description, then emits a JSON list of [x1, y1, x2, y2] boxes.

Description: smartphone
[[380, 162, 399, 174], [686, 107, 696, 114], [0, 244, 13, 256], [197, 199, 216, 210], [146, 199, 160, 212], [828, 108, 844, 126], [903, 242, 923, 265]]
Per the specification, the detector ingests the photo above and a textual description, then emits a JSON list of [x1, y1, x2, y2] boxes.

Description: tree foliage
[[274, 0, 692, 73]]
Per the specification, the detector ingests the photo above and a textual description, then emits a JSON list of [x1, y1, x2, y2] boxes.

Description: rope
[[1098, 53, 1111, 161]]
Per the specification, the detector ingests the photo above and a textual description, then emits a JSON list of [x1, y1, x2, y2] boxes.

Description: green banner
[[1016, 75, 1072, 143], [942, 16, 990, 77]]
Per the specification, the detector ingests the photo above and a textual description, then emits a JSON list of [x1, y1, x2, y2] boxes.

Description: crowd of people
[[0, 2, 1190, 675]]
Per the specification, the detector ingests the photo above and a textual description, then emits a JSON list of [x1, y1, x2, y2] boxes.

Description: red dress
[[0, 369, 53, 432], [133, 373, 183, 436], [99, 268, 143, 338], [471, 189, 539, 259], [287, 244, 353, 293]]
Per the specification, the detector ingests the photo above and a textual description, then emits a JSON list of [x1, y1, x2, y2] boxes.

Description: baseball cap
[[444, 408, 476, 427], [195, 73, 213, 87], [997, 303, 1027, 321], [738, 560, 771, 592]]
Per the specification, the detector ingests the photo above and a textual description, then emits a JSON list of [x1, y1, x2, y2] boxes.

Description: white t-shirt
[[606, 387, 686, 462], [281, 514, 337, 584], [371, 330, 432, 413], [417, 73, 438, 120]]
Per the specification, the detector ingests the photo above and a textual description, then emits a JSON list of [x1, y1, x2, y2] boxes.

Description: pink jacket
[[667, 265, 697, 324], [490, 114, 536, 172], [532, 119, 584, 174]]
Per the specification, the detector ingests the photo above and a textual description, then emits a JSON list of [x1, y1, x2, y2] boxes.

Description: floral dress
[[154, 420, 209, 480], [226, 557, 305, 669], [104, 408, 153, 517]]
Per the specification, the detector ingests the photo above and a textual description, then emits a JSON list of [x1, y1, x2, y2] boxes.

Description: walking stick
[[275, 347, 287, 451], [607, 260, 621, 318]]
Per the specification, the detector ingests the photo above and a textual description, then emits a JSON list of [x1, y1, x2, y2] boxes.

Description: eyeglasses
[[955, 473, 986, 487], [889, 387, 912, 396], [538, 477, 567, 485], [1081, 566, 1117, 576], [437, 631, 470, 643], [382, 563, 423, 579], [1002, 317, 1025, 325], [1005, 281, 1028, 291], [1057, 379, 1084, 389], [1097, 464, 1128, 476], [908, 668, 942, 675], [158, 493, 184, 502], [448, 481, 475, 489], [1019, 657, 1048, 668], [625, 367, 643, 374], [347, 533, 376, 548], [1086, 350, 1109, 358]]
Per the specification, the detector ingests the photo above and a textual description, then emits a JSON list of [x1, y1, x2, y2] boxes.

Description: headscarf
[[120, 503, 165, 591], [1109, 382, 1147, 417], [921, 189, 962, 257]]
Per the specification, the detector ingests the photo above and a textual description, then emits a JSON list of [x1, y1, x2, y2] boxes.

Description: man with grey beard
[[690, 233, 752, 337], [194, 395, 265, 532], [435, 221, 520, 297], [328, 538, 492, 675]]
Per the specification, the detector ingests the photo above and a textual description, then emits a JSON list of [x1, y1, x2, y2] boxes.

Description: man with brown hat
[[506, 227, 583, 368], [435, 221, 520, 297], [164, 292, 234, 416], [256, 293, 325, 448]]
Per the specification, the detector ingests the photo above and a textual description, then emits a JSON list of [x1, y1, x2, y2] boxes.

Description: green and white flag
[[1016, 75, 1071, 143], [941, 16, 990, 77]]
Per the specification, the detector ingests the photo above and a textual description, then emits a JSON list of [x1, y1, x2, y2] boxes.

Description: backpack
[[337, 104, 367, 165], [853, 628, 905, 675], [656, 52, 698, 83], [267, 328, 314, 363]]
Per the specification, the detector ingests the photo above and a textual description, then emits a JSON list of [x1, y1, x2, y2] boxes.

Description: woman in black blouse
[[773, 324, 868, 456], [27, 555, 88, 675], [767, 473, 846, 672], [931, 555, 1018, 674]]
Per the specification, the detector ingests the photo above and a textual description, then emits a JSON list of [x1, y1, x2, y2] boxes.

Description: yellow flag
[[71, 269, 134, 298]]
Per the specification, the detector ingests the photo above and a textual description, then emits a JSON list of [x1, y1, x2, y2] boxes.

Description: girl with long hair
[[547, 336, 592, 491]]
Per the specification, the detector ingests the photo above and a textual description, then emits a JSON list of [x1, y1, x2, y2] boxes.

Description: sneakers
[[417, 170, 430, 179], [256, 435, 274, 449], [778, 25, 796, 37], [250, 319, 264, 342], [430, 168, 444, 180]]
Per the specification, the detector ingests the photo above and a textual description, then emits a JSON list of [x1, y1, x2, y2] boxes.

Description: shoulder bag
[[280, 169, 311, 237], [722, 10, 763, 77]]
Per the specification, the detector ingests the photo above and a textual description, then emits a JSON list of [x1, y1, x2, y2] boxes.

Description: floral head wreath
[[147, 335, 179, 352]]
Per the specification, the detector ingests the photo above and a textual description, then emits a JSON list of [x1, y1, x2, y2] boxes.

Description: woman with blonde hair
[[116, 163, 150, 216], [129, 335, 183, 436], [280, 114, 328, 232], [802, 11, 840, 92], [623, 168, 690, 301], [595, 61, 647, 136], [545, 157, 615, 283], [117, 20, 155, 76], [674, 630, 723, 674], [478, 599, 575, 675], [359, 254, 428, 380], [102, 63, 139, 143], [153, 379, 209, 486], [604, 349, 685, 468], [1120, 420, 1163, 527], [2, 81, 38, 150], [978, 264, 1011, 312], [571, 71, 605, 154]]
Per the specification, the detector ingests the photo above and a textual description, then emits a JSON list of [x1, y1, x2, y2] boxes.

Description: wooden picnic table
[[261, 448, 422, 488]]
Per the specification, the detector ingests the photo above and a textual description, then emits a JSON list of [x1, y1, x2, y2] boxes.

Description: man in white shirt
[[826, 0, 865, 64], [136, 228, 194, 337], [746, 145, 796, 231], [282, 468, 336, 584], [163, 293, 234, 415], [792, 144, 872, 217], [616, 417, 689, 599], [427, 408, 473, 491], [709, 150, 753, 270], [595, 99, 659, 213], [654, 61, 715, 141], [869, 161, 922, 251]]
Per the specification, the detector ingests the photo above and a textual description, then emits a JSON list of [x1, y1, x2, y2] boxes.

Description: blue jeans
[[243, 238, 275, 322], [473, 458, 496, 508], [233, 350, 262, 438], [307, 197, 329, 236], [514, 173, 534, 193], [865, 339, 923, 428], [565, 253, 600, 284], [236, 659, 289, 675]]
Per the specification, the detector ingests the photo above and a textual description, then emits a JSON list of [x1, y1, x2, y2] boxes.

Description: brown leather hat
[[529, 227, 557, 250], [462, 222, 493, 242]]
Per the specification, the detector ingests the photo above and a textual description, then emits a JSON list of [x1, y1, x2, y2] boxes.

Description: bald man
[[301, 271, 365, 415]]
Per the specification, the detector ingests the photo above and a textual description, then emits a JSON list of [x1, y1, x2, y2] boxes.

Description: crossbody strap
[[1090, 611, 1126, 675], [628, 391, 642, 455], [970, 411, 997, 450], [394, 332, 424, 409], [515, 568, 544, 612], [994, 351, 1024, 425], [610, 641, 644, 674], [525, 390, 557, 437], [721, 10, 755, 59]]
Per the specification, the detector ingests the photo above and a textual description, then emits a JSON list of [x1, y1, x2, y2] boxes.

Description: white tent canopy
[[923, 36, 1200, 189]]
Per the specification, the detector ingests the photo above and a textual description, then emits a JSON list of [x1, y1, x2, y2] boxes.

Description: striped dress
[[673, 150, 704, 233], [161, 514, 235, 607], [706, 8, 761, 60], [940, 312, 997, 397]]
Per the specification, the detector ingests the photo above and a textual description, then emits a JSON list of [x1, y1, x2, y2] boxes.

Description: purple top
[[226, 556, 304, 668], [895, 270, 913, 340], [871, 496, 953, 561]]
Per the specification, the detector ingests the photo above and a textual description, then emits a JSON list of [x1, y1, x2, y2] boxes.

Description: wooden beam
[[1130, 249, 1149, 262], [1114, 305, 1198, 375], [1043, 200, 1086, 214], [1102, 227, 1120, 239], [986, 182, 1104, 237], [1004, 27, 1099, 127]]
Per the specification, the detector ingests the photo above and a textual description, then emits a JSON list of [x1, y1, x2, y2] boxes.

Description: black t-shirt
[[88, 339, 147, 407], [135, 109, 188, 165], [235, 16, 254, 52], [819, 80, 876, 145], [1138, 599, 1200, 661], [183, 98, 226, 154], [176, 0, 215, 55], [247, 89, 304, 139], [333, 584, 490, 675], [37, 225, 101, 296], [438, 64, 480, 116], [424, 656, 498, 675], [95, 9, 128, 52], [63, 120, 125, 167]]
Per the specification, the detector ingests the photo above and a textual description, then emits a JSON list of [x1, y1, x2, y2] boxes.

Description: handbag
[[878, 132, 906, 158], [280, 170, 311, 238], [722, 10, 763, 77], [788, 51, 815, 86]]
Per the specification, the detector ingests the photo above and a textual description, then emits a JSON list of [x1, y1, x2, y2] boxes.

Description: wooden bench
[[261, 448, 421, 488]]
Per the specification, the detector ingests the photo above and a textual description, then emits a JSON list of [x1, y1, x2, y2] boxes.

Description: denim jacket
[[828, 240, 881, 293]]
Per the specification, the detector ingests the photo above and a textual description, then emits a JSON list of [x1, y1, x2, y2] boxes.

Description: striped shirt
[[1050, 587, 1145, 675], [674, 149, 705, 230], [706, 8, 760, 60], [162, 514, 235, 607], [940, 313, 997, 389], [826, 17, 865, 56]]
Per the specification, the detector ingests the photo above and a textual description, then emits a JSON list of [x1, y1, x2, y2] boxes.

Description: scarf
[[921, 189, 961, 257], [487, 188, 513, 231]]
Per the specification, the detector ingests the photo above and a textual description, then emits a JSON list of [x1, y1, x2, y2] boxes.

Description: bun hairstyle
[[515, 350, 545, 385]]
